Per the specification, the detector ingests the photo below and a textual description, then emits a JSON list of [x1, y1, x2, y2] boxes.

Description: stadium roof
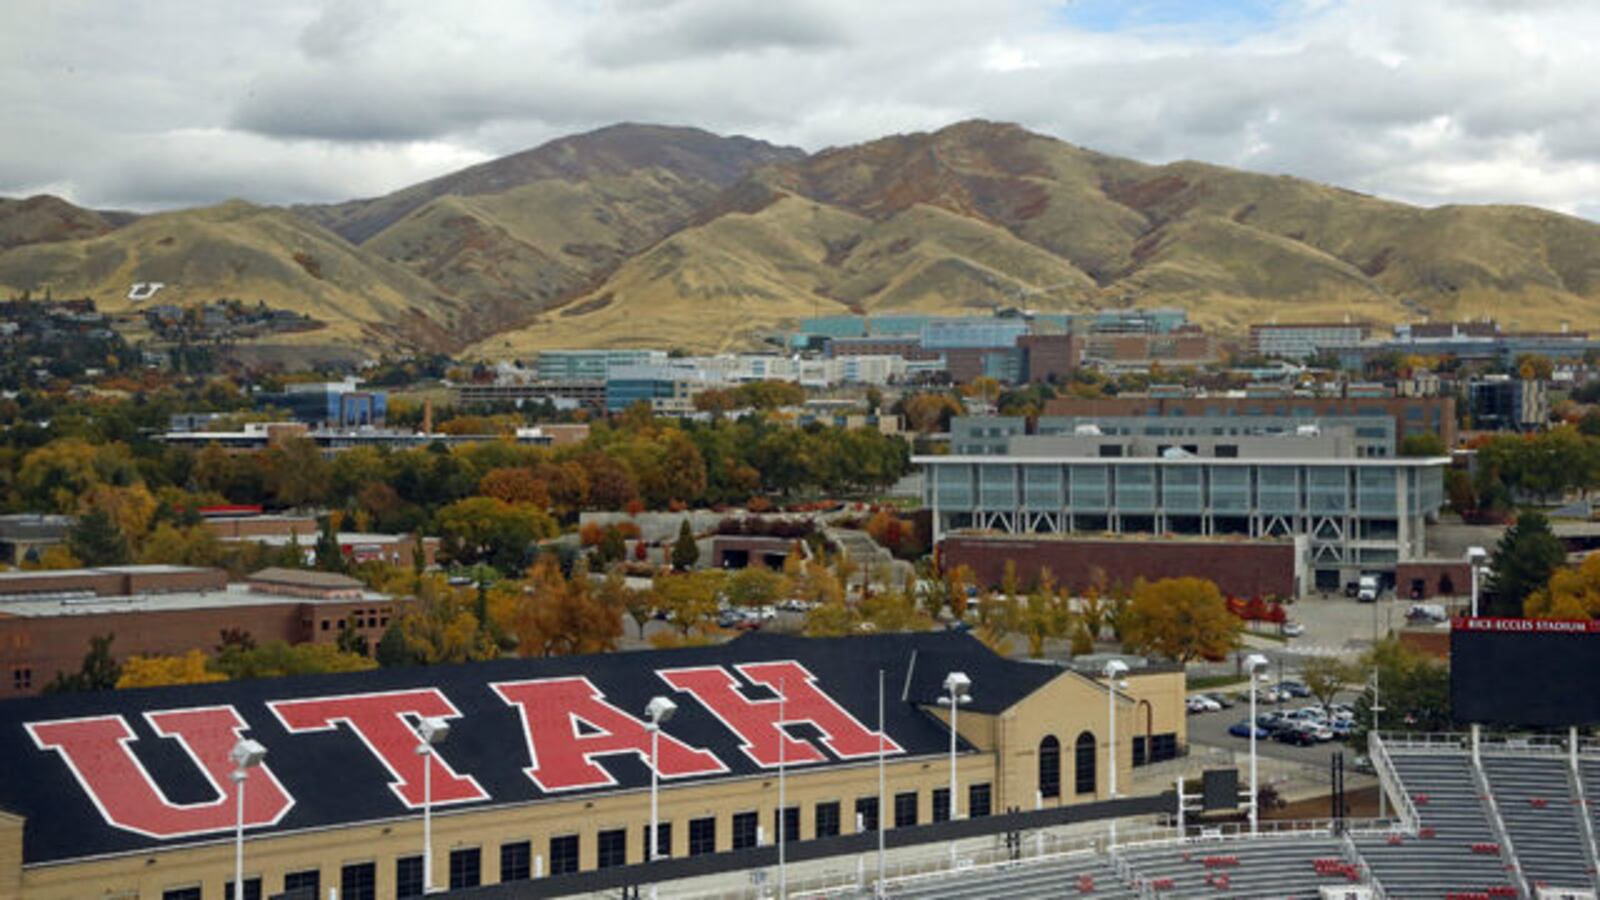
[[0, 631, 1079, 865]]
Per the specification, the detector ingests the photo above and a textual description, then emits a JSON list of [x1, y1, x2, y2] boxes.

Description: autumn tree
[[724, 565, 788, 608], [1120, 577, 1241, 663], [1300, 656, 1357, 712], [1525, 553, 1600, 619], [653, 570, 724, 637], [434, 497, 557, 572], [395, 575, 500, 664], [479, 467, 550, 507], [1014, 570, 1073, 658], [117, 650, 227, 688]]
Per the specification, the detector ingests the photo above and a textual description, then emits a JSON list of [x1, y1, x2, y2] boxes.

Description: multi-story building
[[0, 632, 1183, 899], [605, 365, 730, 414], [922, 420, 1450, 592], [0, 566, 400, 698], [1248, 322, 1372, 360], [454, 380, 607, 412], [256, 378, 387, 428], [1042, 391, 1458, 448], [535, 350, 668, 382], [1466, 376, 1548, 432]]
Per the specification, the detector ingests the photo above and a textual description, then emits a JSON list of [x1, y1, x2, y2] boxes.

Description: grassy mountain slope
[[473, 121, 1600, 356], [0, 196, 122, 251], [299, 123, 804, 244], [0, 200, 460, 348]]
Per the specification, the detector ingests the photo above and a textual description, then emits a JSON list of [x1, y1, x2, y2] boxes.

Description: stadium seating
[[888, 851, 1133, 899], [1354, 752, 1521, 899], [1480, 754, 1596, 892], [1116, 835, 1352, 898]]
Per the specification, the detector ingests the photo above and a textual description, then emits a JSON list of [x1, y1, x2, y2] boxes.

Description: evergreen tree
[[375, 624, 414, 668], [1488, 510, 1566, 616], [314, 517, 347, 573], [67, 508, 130, 566], [671, 519, 699, 571], [43, 634, 121, 693]]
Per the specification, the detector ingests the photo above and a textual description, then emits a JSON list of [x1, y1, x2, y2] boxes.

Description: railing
[[1369, 732, 1421, 834], [1342, 829, 1389, 900], [1566, 747, 1600, 896], [1376, 730, 1472, 752], [1471, 751, 1532, 900]]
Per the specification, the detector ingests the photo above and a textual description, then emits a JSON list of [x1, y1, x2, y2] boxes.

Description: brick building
[[940, 534, 1303, 599], [0, 566, 398, 698]]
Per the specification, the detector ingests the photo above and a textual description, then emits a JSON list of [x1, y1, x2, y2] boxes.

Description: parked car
[[1186, 696, 1220, 714], [1278, 680, 1311, 698], [1281, 622, 1305, 637], [1202, 693, 1235, 709], [1274, 723, 1319, 746], [1229, 720, 1270, 739]]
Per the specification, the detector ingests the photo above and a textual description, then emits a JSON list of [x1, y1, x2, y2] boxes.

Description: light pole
[[939, 672, 972, 823], [645, 696, 677, 900], [1244, 653, 1269, 835], [1467, 546, 1488, 617], [230, 738, 267, 900], [1103, 659, 1129, 847], [415, 716, 450, 894]]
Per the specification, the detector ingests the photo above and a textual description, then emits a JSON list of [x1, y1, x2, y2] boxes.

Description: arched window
[[1038, 736, 1061, 799], [1075, 731, 1098, 795]]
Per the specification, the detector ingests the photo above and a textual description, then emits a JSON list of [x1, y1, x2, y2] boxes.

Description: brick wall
[[940, 536, 1298, 599]]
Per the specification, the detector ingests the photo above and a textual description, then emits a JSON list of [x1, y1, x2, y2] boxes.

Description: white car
[[1282, 622, 1305, 637], [1187, 695, 1222, 713]]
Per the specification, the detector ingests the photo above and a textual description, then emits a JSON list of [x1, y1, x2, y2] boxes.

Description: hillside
[[7, 120, 1600, 359], [476, 121, 1600, 355], [0, 196, 124, 252], [0, 200, 461, 349]]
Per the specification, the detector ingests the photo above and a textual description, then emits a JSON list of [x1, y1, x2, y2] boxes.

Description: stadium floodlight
[[645, 695, 676, 900], [414, 716, 452, 893], [939, 672, 973, 822], [1103, 659, 1130, 847], [1467, 546, 1489, 617], [1244, 654, 1270, 835], [230, 739, 266, 900]]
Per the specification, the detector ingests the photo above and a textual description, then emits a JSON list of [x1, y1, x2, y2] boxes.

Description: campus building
[[922, 419, 1450, 593], [0, 566, 399, 698], [0, 632, 1183, 899], [1247, 322, 1372, 360], [1042, 391, 1458, 448]]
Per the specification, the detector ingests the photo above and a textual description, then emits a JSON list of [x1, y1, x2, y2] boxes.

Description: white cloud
[[0, 0, 1598, 219]]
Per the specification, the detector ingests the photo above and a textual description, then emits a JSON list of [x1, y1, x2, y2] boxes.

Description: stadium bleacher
[[1480, 754, 1596, 893], [865, 735, 1600, 899]]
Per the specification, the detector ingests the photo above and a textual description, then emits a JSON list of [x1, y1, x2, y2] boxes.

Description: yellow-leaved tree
[[1525, 554, 1600, 619], [117, 650, 227, 688], [1120, 577, 1242, 663]]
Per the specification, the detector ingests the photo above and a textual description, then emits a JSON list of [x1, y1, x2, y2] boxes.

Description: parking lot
[[1184, 688, 1366, 768]]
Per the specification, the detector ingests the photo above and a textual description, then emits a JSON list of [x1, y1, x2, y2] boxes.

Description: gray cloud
[[1, 0, 1598, 219]]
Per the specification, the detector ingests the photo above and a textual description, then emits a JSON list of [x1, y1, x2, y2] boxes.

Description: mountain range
[[4, 121, 1599, 359]]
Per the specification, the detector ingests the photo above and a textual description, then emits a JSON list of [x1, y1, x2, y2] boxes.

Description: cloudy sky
[[4, 0, 1598, 218]]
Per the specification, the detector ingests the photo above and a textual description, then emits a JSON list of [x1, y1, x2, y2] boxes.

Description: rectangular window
[[340, 862, 376, 900], [932, 787, 951, 823], [894, 791, 919, 828], [163, 889, 201, 900], [448, 847, 481, 889], [642, 821, 672, 860], [12, 667, 31, 691], [775, 806, 800, 844], [731, 811, 759, 849], [688, 817, 717, 856], [549, 834, 579, 875], [1097, 444, 1124, 457], [855, 796, 880, 832], [815, 801, 841, 838], [597, 828, 627, 869], [500, 840, 531, 882], [284, 870, 320, 895], [395, 856, 424, 899], [969, 783, 992, 818], [223, 879, 263, 900]]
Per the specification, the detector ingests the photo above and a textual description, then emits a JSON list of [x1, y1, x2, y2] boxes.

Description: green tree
[[1348, 636, 1451, 748], [67, 508, 130, 566], [375, 624, 415, 667], [43, 633, 122, 693], [671, 518, 700, 571], [314, 516, 347, 574], [1300, 656, 1356, 711], [1399, 432, 1447, 457], [1488, 510, 1566, 616]]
